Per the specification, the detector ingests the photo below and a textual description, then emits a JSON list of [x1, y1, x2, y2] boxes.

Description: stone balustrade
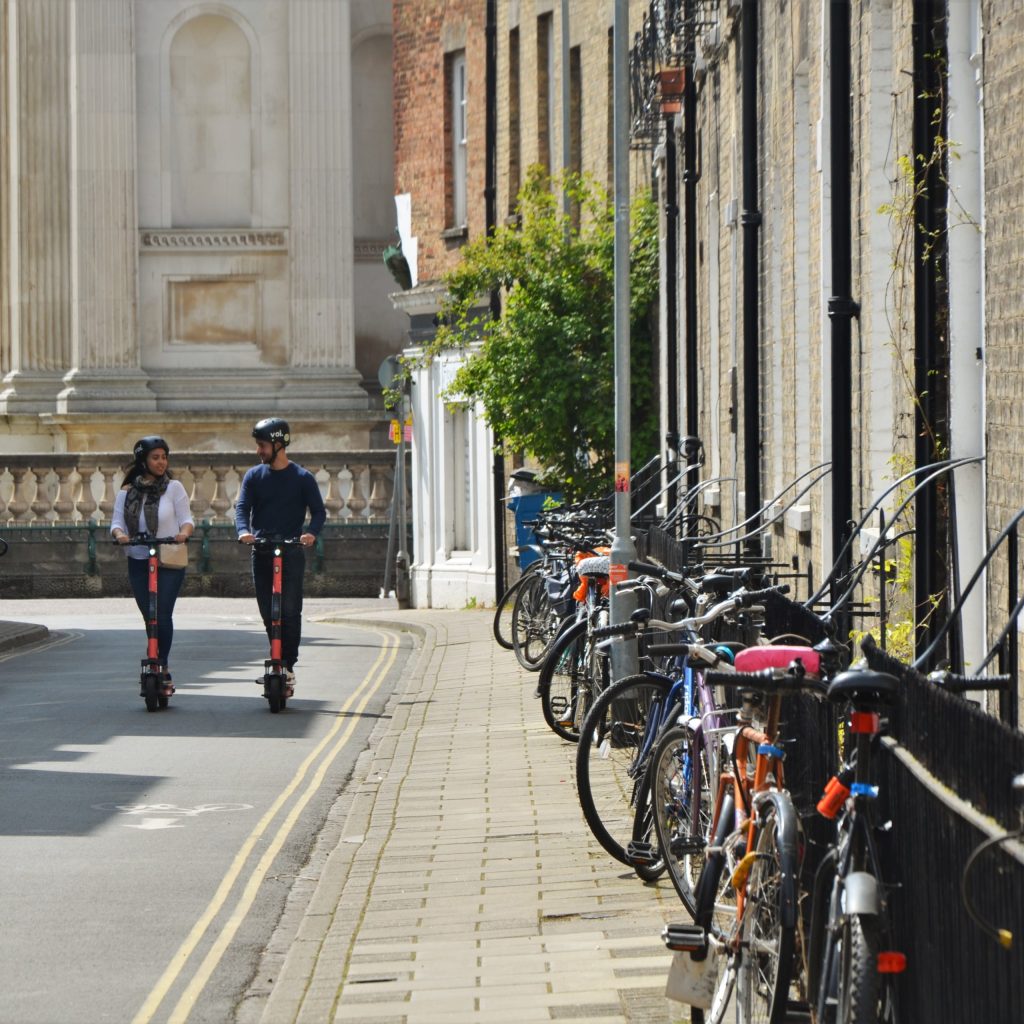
[[0, 451, 400, 526]]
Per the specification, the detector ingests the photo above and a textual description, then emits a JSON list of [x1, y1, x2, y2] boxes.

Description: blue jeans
[[251, 546, 305, 670], [127, 558, 186, 669]]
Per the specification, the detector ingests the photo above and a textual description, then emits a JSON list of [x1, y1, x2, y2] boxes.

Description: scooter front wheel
[[142, 673, 160, 712], [264, 673, 284, 713]]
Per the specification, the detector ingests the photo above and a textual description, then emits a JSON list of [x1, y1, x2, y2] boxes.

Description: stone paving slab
[[241, 608, 693, 1024]]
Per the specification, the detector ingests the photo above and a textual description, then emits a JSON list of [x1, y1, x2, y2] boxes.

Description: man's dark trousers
[[251, 545, 304, 670]]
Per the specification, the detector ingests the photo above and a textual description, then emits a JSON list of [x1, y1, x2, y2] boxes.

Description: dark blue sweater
[[234, 462, 327, 539]]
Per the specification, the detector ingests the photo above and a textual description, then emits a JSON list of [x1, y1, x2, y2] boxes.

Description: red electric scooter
[[250, 537, 302, 713], [121, 534, 187, 712]]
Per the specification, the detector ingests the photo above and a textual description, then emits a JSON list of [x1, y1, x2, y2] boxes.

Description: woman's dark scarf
[[123, 473, 169, 536]]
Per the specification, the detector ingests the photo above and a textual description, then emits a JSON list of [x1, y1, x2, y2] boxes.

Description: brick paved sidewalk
[[241, 608, 691, 1024]]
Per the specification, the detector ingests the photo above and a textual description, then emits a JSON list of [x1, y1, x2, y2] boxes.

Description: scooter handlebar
[[115, 535, 187, 546]]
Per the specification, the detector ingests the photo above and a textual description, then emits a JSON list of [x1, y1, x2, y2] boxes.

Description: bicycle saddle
[[576, 555, 609, 577], [826, 668, 900, 705], [734, 644, 822, 677]]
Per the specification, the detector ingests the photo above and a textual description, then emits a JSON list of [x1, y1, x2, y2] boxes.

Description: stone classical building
[[0, 0, 406, 454]]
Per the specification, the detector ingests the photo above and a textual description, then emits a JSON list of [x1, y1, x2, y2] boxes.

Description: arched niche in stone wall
[[167, 12, 255, 227], [351, 30, 395, 241]]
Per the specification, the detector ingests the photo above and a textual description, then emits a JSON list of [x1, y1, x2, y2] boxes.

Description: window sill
[[440, 225, 468, 241]]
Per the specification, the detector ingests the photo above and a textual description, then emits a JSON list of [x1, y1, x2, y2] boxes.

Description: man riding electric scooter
[[235, 418, 327, 697]]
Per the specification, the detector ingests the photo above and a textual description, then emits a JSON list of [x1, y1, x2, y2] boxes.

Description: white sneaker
[[284, 669, 295, 696]]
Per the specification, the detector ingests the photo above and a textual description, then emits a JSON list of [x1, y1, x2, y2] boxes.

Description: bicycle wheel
[[536, 620, 591, 742], [837, 913, 881, 1024], [650, 722, 715, 915], [736, 800, 800, 1024], [693, 793, 740, 1024], [575, 673, 672, 865], [511, 573, 561, 669], [493, 574, 526, 649], [630, 767, 667, 881]]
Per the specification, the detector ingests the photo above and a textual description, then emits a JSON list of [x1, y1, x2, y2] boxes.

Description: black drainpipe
[[828, 0, 857, 624], [912, 2, 950, 664], [486, 0, 505, 598], [664, 113, 679, 516], [741, 0, 761, 546], [683, 48, 700, 508]]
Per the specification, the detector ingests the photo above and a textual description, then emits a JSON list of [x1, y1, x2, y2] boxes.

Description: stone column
[[1, 0, 10, 380], [0, 0, 72, 412], [287, 0, 365, 408], [58, 0, 152, 412]]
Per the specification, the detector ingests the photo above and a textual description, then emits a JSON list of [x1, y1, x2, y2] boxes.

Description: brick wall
[[982, 0, 1024, 685], [494, 1, 649, 223], [392, 0, 488, 284]]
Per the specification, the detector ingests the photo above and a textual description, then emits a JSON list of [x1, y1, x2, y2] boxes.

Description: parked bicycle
[[574, 580, 788, 876], [684, 642, 841, 1024]]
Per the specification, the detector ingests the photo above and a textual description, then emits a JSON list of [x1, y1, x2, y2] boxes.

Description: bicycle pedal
[[627, 840, 657, 866], [669, 835, 707, 857], [782, 1001, 812, 1022], [662, 923, 708, 953]]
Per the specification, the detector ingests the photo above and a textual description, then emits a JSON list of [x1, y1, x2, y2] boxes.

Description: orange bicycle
[[666, 643, 839, 1024]]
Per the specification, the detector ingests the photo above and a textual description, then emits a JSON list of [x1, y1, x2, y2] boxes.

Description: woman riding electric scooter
[[111, 436, 194, 698]]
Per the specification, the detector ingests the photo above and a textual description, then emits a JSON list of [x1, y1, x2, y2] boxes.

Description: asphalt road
[[0, 597, 414, 1024]]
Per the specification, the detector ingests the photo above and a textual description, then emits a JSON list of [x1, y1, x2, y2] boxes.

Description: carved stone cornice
[[139, 229, 288, 251]]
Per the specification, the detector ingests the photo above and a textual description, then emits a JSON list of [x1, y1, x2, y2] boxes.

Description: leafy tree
[[411, 167, 659, 500]]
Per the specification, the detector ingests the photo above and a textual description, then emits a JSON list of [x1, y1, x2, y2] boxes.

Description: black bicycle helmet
[[133, 436, 169, 462], [252, 417, 290, 447]]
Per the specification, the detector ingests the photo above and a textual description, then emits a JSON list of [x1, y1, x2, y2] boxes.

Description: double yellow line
[[132, 627, 401, 1024]]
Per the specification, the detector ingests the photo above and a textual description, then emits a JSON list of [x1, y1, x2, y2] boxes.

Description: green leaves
[[422, 167, 658, 500]]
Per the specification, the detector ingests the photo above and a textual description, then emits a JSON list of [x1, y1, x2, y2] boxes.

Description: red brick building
[[392, 1, 489, 286]]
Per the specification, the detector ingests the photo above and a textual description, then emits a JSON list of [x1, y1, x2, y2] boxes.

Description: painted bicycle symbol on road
[[93, 802, 254, 830]]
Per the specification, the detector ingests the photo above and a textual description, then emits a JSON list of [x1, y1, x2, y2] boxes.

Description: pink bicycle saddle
[[733, 645, 822, 677]]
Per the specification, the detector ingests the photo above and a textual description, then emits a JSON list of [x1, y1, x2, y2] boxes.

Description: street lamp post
[[379, 356, 411, 609], [608, 0, 638, 679]]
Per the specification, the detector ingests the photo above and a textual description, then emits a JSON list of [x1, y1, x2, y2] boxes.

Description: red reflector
[[877, 951, 907, 974], [850, 711, 881, 735]]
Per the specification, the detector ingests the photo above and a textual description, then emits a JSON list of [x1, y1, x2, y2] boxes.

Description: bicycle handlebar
[[591, 583, 790, 641], [646, 642, 731, 668], [927, 670, 1013, 693], [704, 666, 826, 697], [245, 537, 305, 548], [590, 619, 638, 640], [627, 560, 686, 584], [704, 669, 774, 688]]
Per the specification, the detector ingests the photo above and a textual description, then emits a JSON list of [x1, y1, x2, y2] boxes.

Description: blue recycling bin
[[508, 493, 560, 570]]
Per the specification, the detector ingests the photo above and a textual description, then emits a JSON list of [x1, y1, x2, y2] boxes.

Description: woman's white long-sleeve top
[[110, 481, 194, 560]]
